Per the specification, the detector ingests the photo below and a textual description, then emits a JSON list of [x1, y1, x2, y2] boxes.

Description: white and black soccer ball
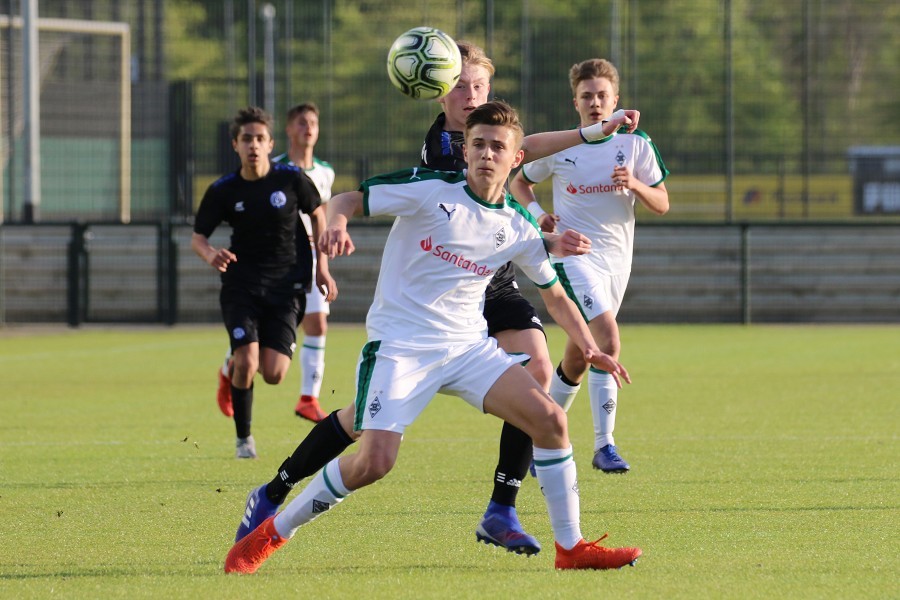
[[386, 27, 462, 100]]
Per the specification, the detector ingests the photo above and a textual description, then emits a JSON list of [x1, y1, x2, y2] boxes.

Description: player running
[[215, 103, 337, 425], [511, 58, 669, 472], [218, 42, 640, 556], [192, 106, 336, 459], [224, 101, 642, 573]]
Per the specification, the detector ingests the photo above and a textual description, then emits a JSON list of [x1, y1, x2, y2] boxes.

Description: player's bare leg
[[478, 327, 551, 555]]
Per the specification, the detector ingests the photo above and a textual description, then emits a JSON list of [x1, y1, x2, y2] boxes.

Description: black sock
[[265, 410, 355, 505], [556, 363, 579, 387], [232, 383, 253, 439], [490, 421, 533, 507]]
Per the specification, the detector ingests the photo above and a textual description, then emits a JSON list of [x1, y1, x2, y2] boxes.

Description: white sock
[[273, 458, 350, 539], [548, 370, 581, 412], [222, 348, 232, 377], [299, 335, 326, 398], [588, 368, 618, 451], [533, 445, 582, 550]]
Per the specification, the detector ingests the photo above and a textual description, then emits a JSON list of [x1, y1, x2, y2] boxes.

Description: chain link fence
[[1, 0, 898, 222], [1, 1, 899, 323]]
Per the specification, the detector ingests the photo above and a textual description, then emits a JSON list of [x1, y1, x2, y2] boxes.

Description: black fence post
[[169, 80, 194, 221], [67, 223, 89, 326], [156, 221, 179, 324], [740, 223, 751, 325]]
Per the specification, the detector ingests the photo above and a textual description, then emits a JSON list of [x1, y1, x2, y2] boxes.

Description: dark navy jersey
[[420, 113, 518, 300], [421, 112, 467, 172], [194, 163, 321, 293]]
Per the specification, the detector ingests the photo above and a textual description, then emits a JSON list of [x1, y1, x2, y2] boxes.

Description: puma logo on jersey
[[235, 201, 245, 212], [564, 157, 578, 166], [438, 203, 456, 220]]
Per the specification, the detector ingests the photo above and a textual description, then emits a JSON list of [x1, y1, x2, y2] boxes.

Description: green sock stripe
[[533, 453, 574, 467], [553, 264, 589, 323], [353, 341, 381, 431], [322, 464, 346, 499], [589, 367, 610, 375], [302, 343, 325, 350]]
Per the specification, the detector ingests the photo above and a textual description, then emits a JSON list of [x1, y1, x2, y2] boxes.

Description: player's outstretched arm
[[519, 109, 640, 164], [319, 191, 364, 259], [538, 283, 631, 388]]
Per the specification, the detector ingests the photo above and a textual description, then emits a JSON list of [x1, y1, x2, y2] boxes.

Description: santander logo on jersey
[[419, 236, 494, 277], [567, 181, 621, 194]]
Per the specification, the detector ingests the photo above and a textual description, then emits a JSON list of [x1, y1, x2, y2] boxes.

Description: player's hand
[[620, 109, 640, 133], [319, 227, 355, 259], [537, 212, 560, 233], [316, 267, 338, 303], [612, 165, 633, 190], [583, 349, 631, 388], [546, 229, 591, 257], [208, 248, 236, 272]]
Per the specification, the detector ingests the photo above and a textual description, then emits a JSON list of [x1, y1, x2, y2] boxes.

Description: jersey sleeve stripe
[[533, 274, 558, 289], [507, 196, 544, 235]]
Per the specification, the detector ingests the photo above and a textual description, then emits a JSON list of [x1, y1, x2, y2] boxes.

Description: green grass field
[[1, 324, 897, 598]]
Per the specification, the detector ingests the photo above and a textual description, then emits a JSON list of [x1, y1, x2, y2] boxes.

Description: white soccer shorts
[[304, 272, 331, 315], [351, 337, 528, 434], [555, 261, 630, 322]]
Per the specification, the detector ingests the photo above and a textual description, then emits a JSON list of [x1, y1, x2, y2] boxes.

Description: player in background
[[274, 103, 336, 423], [422, 42, 643, 550], [222, 42, 640, 556], [215, 103, 336, 425], [225, 100, 642, 573], [511, 58, 669, 473], [193, 106, 336, 459]]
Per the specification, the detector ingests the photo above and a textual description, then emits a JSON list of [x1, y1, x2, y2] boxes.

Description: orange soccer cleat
[[294, 395, 326, 423], [554, 535, 642, 570], [224, 516, 287, 574], [217, 369, 234, 417]]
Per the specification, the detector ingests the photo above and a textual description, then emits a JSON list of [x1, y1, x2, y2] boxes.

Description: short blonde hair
[[457, 40, 495, 77], [569, 58, 619, 96]]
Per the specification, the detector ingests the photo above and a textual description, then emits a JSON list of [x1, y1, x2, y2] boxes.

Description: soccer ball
[[386, 27, 462, 100]]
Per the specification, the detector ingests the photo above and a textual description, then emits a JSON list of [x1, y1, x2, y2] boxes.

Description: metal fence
[[1, 1, 899, 223], [1, 2, 899, 324]]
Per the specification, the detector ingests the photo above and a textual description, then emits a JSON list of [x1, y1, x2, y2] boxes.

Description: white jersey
[[361, 168, 557, 345], [274, 153, 335, 235], [521, 130, 667, 275]]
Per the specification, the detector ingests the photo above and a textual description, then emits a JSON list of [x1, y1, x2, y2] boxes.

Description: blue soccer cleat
[[592, 444, 630, 473], [235, 484, 281, 542], [475, 501, 542, 556]]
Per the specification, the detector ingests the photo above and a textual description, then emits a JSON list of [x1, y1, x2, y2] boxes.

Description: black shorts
[[483, 284, 545, 338], [220, 284, 307, 357]]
